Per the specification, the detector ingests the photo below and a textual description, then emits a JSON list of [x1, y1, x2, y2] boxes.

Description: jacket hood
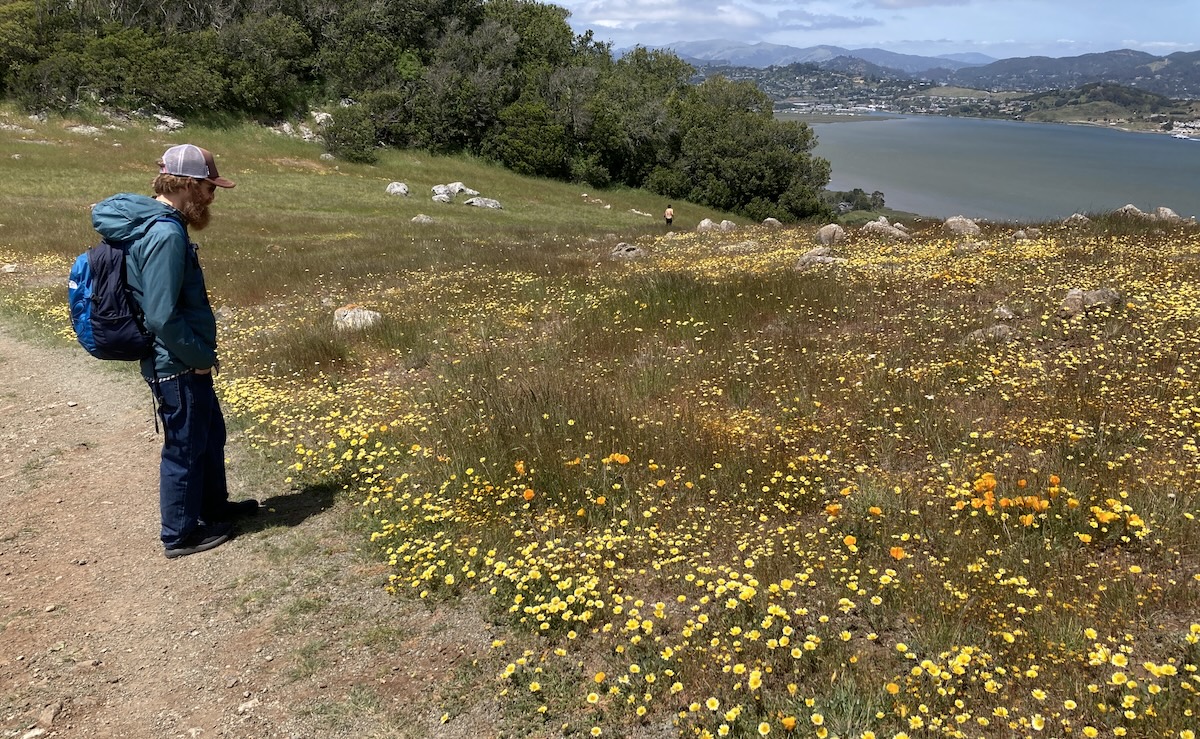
[[92, 193, 182, 245]]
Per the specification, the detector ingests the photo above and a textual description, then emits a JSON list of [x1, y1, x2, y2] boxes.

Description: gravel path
[[0, 326, 496, 738]]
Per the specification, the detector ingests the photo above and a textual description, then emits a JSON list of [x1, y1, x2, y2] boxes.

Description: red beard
[[181, 199, 212, 230]]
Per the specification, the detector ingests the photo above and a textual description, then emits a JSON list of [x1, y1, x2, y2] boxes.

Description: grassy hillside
[[4, 111, 1200, 738]]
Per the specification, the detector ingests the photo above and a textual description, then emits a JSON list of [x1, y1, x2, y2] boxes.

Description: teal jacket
[[91, 193, 218, 379]]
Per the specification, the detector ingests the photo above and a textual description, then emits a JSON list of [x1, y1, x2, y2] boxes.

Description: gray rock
[[1083, 287, 1121, 311], [385, 182, 410, 196], [67, 125, 103, 135], [432, 193, 452, 204], [1059, 288, 1086, 317], [152, 113, 185, 132], [1155, 206, 1182, 222], [447, 182, 479, 196], [861, 220, 911, 241], [719, 220, 737, 232], [696, 218, 718, 232], [464, 197, 502, 209], [311, 111, 333, 126], [966, 325, 1015, 343], [992, 305, 1017, 321], [815, 224, 846, 245], [1114, 203, 1147, 218], [411, 214, 434, 224], [795, 246, 847, 269], [319, 153, 335, 161], [334, 305, 382, 331], [431, 184, 455, 199], [1012, 230, 1028, 241], [945, 215, 980, 236], [611, 243, 646, 259], [1063, 213, 1091, 227], [761, 217, 783, 229], [2, 263, 18, 273]]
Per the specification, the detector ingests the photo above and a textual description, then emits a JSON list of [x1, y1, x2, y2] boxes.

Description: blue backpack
[[67, 217, 184, 361]]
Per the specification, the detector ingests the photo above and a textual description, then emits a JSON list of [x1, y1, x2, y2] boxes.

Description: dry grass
[[4, 109, 1200, 738]]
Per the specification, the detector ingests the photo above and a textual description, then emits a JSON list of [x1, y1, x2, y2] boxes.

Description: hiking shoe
[[224, 498, 260, 518], [164, 521, 233, 559], [201, 499, 260, 525]]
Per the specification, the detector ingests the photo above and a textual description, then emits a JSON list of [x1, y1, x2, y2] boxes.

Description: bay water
[[804, 115, 1200, 223]]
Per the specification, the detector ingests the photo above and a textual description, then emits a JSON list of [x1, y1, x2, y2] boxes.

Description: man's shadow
[[235, 482, 339, 533]]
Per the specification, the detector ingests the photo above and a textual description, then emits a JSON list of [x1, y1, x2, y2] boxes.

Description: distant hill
[[938, 53, 997, 65], [647, 41, 1200, 99], [947, 49, 1200, 97], [654, 39, 977, 72]]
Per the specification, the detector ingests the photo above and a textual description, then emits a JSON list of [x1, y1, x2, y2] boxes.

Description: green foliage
[[484, 99, 568, 177], [219, 14, 314, 118], [3, 0, 833, 221], [324, 105, 378, 163]]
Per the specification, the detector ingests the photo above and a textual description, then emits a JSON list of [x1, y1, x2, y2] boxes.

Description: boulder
[[319, 153, 335, 161], [861, 220, 911, 241], [696, 218, 718, 233], [1063, 213, 1091, 227], [432, 193, 452, 204], [2, 263, 18, 274], [1012, 230, 1028, 241], [966, 325, 1015, 344], [447, 181, 480, 196], [1155, 206, 1182, 222], [464, 197, 503, 209], [815, 224, 846, 245], [431, 184, 455, 199], [385, 182, 410, 196], [311, 111, 333, 126], [719, 220, 737, 232], [334, 305, 381, 331], [945, 215, 981, 236], [411, 214, 434, 224], [795, 246, 847, 269], [992, 305, 1017, 321], [152, 113, 184, 132], [1114, 203, 1147, 218], [611, 243, 646, 260], [761, 217, 783, 229], [1059, 288, 1086, 317], [1083, 287, 1121, 311]]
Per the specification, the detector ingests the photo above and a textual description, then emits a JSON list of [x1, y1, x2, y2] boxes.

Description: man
[[664, 204, 674, 227], [91, 144, 257, 559]]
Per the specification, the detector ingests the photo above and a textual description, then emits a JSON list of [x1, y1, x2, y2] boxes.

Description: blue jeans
[[150, 371, 229, 547]]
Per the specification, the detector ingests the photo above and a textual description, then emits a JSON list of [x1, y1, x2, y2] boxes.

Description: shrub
[[323, 105, 379, 164]]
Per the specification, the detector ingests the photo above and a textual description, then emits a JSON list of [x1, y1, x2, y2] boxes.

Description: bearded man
[[91, 144, 257, 558]]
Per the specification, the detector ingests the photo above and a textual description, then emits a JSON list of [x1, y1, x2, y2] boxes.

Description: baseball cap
[[159, 144, 235, 188]]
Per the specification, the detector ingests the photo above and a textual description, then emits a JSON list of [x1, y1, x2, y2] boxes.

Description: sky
[[550, 0, 1199, 60]]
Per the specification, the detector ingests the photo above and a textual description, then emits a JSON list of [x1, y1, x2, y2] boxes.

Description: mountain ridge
[[638, 39, 1200, 98]]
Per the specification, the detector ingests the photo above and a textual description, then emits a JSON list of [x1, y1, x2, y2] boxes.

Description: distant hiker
[[91, 144, 258, 559], [664, 204, 674, 227]]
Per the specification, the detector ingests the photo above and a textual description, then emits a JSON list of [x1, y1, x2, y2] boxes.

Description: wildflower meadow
[[2, 116, 1198, 738]]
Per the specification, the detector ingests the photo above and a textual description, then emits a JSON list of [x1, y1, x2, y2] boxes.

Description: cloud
[[563, 0, 879, 43], [858, 0, 969, 7], [777, 9, 882, 31]]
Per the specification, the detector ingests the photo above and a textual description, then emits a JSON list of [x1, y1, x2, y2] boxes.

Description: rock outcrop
[[815, 224, 846, 245], [944, 215, 980, 236]]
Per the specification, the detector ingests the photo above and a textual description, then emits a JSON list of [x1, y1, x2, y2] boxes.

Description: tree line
[[0, 0, 831, 221]]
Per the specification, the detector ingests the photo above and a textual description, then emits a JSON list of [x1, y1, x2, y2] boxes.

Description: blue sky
[[552, 0, 1199, 59]]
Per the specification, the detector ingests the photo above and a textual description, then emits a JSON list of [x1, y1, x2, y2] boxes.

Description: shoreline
[[779, 110, 1196, 139]]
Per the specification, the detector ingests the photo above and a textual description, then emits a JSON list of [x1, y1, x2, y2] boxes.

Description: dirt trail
[[0, 326, 495, 738]]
